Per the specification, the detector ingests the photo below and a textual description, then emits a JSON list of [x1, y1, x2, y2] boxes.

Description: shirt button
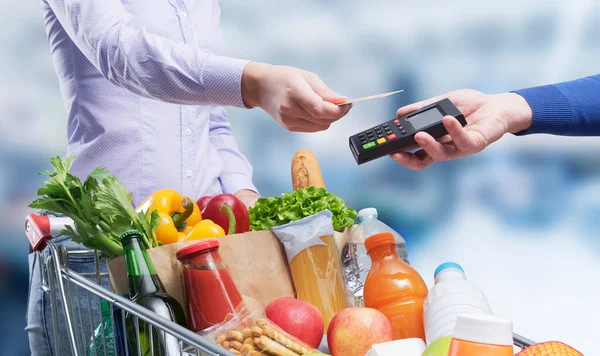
[[184, 128, 192, 136], [186, 169, 193, 177], [179, 11, 187, 17]]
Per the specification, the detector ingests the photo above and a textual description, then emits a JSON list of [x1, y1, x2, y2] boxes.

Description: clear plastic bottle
[[342, 208, 409, 307]]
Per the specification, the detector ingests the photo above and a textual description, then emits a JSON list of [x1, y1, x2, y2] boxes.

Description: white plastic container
[[341, 208, 408, 307], [423, 262, 493, 344], [365, 338, 426, 356]]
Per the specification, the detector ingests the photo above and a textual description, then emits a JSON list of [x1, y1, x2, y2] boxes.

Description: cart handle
[[25, 213, 74, 252]]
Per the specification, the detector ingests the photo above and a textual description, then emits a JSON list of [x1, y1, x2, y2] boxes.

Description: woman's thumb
[[320, 87, 347, 104]]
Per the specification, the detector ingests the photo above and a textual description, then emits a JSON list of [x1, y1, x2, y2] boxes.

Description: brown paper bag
[[108, 229, 351, 311]]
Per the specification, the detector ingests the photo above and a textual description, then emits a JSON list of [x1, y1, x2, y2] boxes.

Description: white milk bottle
[[341, 208, 408, 307], [423, 262, 493, 344]]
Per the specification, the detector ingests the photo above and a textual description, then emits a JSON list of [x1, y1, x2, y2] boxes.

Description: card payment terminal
[[349, 98, 466, 165]]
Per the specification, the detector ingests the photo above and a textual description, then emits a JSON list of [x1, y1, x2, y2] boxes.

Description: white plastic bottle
[[423, 262, 493, 344], [341, 208, 408, 306]]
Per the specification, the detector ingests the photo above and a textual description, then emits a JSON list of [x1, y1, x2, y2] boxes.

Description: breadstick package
[[271, 210, 351, 333], [200, 305, 320, 355]]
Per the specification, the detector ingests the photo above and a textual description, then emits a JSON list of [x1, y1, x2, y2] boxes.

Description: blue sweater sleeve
[[513, 74, 600, 136]]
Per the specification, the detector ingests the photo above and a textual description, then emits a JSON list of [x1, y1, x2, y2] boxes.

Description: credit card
[[336, 89, 404, 106]]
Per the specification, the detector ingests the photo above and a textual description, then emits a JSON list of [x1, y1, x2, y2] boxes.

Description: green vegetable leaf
[[28, 156, 160, 258], [248, 187, 358, 232]]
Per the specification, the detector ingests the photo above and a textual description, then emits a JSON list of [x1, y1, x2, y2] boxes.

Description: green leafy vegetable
[[249, 186, 358, 232], [29, 156, 160, 258]]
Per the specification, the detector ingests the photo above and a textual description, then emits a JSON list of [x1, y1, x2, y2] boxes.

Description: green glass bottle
[[121, 230, 187, 356]]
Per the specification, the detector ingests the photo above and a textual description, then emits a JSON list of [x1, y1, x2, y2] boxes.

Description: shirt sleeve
[[45, 0, 250, 107], [208, 107, 259, 195], [514, 74, 600, 136]]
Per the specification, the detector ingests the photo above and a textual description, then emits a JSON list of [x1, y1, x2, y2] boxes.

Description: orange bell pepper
[[136, 188, 202, 245]]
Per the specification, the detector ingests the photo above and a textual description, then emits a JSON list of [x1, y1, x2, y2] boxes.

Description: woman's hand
[[242, 62, 352, 132], [390, 89, 533, 170], [234, 189, 260, 209]]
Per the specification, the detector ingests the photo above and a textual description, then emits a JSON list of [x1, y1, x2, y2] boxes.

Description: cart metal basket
[[25, 213, 536, 356]]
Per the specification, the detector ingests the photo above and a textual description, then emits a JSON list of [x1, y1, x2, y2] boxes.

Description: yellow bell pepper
[[136, 188, 202, 245], [183, 219, 225, 241]]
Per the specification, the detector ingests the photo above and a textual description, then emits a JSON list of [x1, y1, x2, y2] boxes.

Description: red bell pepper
[[196, 196, 212, 211], [196, 194, 250, 235]]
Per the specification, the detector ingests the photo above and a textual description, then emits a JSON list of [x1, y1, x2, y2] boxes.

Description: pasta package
[[201, 306, 320, 355], [272, 210, 351, 333]]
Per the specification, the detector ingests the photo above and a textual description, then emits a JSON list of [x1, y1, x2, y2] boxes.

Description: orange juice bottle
[[363, 232, 428, 341]]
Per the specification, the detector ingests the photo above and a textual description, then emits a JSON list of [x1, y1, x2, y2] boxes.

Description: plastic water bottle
[[423, 262, 493, 344], [341, 208, 408, 307]]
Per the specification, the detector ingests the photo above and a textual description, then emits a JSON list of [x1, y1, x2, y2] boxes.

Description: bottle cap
[[358, 208, 378, 217], [120, 229, 142, 242], [364, 232, 395, 254], [176, 239, 220, 261], [434, 262, 465, 278], [452, 313, 513, 346]]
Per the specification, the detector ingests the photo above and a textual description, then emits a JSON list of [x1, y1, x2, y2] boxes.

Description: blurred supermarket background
[[1, 0, 599, 354]]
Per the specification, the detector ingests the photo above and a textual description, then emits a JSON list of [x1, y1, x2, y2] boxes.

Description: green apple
[[422, 336, 452, 356]]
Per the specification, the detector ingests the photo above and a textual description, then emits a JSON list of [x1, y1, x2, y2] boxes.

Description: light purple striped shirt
[[42, 0, 257, 206]]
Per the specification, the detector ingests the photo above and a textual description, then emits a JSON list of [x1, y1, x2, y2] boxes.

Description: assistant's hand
[[241, 62, 352, 132], [390, 89, 533, 170]]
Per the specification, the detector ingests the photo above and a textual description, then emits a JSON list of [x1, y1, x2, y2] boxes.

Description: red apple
[[327, 308, 393, 356], [265, 297, 324, 348]]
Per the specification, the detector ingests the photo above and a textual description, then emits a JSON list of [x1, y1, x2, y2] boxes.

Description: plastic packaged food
[[272, 210, 350, 333], [176, 239, 244, 333], [201, 306, 320, 355]]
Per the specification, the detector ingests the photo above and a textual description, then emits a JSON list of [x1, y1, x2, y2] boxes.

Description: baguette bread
[[291, 149, 325, 191]]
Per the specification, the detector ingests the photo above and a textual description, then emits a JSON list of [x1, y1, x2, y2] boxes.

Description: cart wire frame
[[26, 214, 535, 356]]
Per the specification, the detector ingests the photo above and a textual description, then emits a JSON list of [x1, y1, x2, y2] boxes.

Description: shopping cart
[[25, 213, 536, 356]]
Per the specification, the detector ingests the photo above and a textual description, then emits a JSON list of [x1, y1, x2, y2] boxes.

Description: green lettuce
[[249, 187, 358, 232]]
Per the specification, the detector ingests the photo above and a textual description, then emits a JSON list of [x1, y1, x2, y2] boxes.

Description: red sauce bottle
[[176, 240, 243, 332]]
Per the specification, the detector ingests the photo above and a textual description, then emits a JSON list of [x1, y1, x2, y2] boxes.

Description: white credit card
[[337, 89, 404, 106]]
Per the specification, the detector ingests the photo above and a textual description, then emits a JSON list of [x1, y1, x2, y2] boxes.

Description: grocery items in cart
[[342, 207, 408, 307], [423, 262, 493, 344], [272, 210, 351, 334], [326, 307, 393, 356], [515, 341, 583, 355], [365, 338, 426, 356], [264, 297, 325, 348], [363, 232, 428, 341], [26, 153, 545, 356], [176, 239, 244, 332], [448, 313, 514, 356], [121, 230, 187, 356]]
